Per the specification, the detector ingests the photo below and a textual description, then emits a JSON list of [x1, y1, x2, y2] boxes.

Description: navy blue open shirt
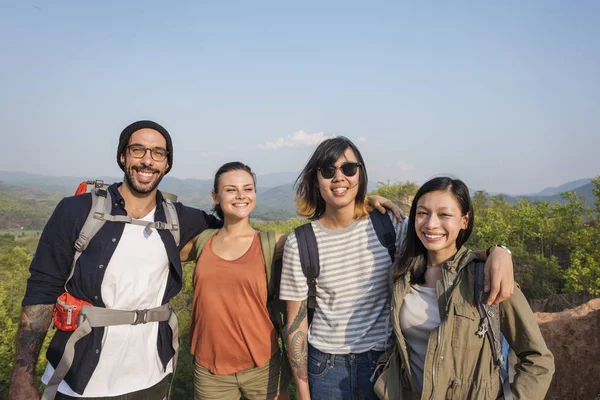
[[22, 183, 222, 394]]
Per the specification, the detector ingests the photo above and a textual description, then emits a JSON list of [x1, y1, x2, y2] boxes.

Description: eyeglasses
[[127, 145, 169, 162], [317, 162, 362, 179]]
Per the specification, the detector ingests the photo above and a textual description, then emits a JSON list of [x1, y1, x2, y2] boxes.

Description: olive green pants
[[193, 350, 291, 400]]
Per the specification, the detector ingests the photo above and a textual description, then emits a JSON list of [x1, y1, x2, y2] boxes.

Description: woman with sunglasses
[[388, 177, 553, 399], [279, 137, 516, 400]]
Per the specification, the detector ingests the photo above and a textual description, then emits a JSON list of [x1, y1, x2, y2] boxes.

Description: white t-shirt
[[42, 208, 173, 397], [279, 212, 407, 354], [399, 284, 441, 394]]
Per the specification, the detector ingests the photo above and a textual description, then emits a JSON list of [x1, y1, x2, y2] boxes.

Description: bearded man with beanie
[[8, 121, 222, 400]]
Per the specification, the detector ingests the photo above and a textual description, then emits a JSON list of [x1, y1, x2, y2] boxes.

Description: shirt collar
[[108, 182, 165, 213]]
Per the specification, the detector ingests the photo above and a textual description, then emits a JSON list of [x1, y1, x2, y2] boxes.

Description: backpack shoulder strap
[[294, 223, 320, 324], [162, 198, 180, 247], [259, 230, 276, 293], [475, 261, 514, 400], [370, 211, 397, 262], [66, 187, 112, 291], [193, 229, 219, 261], [259, 230, 287, 336], [117, 199, 180, 242]]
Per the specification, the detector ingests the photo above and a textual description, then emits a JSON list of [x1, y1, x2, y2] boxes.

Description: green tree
[[565, 247, 600, 296], [368, 180, 418, 212], [0, 284, 18, 398], [592, 175, 600, 216]]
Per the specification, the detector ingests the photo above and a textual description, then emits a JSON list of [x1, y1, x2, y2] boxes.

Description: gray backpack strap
[[65, 187, 112, 292], [41, 304, 177, 400], [84, 180, 109, 193], [67, 188, 181, 291], [162, 198, 180, 247], [98, 199, 180, 245], [475, 261, 513, 400], [127, 199, 179, 245]]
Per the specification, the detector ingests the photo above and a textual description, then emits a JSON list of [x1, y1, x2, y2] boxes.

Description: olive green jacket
[[389, 246, 554, 400]]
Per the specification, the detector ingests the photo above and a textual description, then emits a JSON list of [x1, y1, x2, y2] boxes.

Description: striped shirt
[[280, 212, 408, 354]]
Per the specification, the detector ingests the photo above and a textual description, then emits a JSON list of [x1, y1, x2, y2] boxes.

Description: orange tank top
[[189, 232, 278, 375]]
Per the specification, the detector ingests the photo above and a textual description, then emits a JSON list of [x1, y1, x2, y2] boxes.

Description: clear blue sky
[[1, 0, 598, 194]]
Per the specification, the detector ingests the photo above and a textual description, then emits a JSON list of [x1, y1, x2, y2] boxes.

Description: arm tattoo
[[13, 305, 54, 379], [290, 331, 308, 382], [286, 300, 309, 383], [287, 300, 307, 335]]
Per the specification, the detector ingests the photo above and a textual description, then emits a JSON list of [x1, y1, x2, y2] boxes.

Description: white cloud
[[395, 161, 415, 172], [199, 151, 223, 157], [257, 130, 334, 150]]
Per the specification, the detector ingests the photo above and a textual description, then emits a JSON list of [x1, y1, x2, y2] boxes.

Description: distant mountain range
[[485, 180, 595, 207], [526, 178, 592, 197], [0, 171, 300, 225], [0, 170, 595, 229]]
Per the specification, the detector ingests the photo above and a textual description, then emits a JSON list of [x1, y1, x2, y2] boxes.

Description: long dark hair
[[294, 136, 369, 220], [212, 161, 256, 219], [392, 177, 474, 284]]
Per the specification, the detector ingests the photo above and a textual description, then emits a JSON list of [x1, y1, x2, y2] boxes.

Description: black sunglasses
[[317, 162, 362, 179]]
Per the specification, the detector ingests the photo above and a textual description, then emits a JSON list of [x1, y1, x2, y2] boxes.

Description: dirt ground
[[535, 298, 600, 400]]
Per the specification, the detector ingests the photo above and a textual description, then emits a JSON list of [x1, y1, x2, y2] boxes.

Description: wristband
[[486, 244, 512, 258]]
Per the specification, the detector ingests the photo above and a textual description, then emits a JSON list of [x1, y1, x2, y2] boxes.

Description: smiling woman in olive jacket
[[386, 177, 554, 400]]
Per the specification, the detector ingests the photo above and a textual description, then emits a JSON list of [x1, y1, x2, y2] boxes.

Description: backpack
[[67, 180, 180, 289], [294, 211, 397, 324], [475, 261, 514, 400], [193, 229, 287, 343]]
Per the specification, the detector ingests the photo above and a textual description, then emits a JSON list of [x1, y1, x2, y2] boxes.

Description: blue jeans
[[308, 345, 384, 400]]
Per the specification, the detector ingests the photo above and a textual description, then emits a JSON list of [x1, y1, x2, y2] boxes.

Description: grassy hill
[[254, 183, 297, 220], [0, 190, 54, 230]]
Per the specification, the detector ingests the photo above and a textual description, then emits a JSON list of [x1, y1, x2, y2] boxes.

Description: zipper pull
[[67, 308, 73, 326]]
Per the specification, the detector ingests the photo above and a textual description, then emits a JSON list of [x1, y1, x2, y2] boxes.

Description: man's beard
[[124, 165, 165, 195]]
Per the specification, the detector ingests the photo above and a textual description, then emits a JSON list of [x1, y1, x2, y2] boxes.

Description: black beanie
[[117, 120, 173, 174]]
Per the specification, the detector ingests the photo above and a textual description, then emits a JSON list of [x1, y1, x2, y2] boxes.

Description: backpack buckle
[[476, 320, 488, 338], [74, 237, 86, 252], [133, 309, 148, 325], [154, 221, 166, 230]]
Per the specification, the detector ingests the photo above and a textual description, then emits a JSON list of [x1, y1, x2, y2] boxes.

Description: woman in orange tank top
[[180, 162, 291, 400]]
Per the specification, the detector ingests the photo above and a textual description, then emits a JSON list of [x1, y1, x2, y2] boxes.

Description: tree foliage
[[467, 179, 600, 298], [369, 180, 418, 213], [0, 245, 52, 396]]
